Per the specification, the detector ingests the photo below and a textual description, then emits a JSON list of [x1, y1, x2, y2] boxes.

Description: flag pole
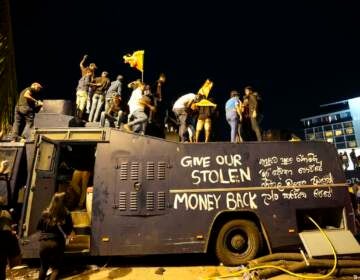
[[141, 51, 144, 82]]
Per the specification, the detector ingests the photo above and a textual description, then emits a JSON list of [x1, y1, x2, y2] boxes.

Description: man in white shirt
[[124, 81, 154, 134], [172, 93, 197, 142]]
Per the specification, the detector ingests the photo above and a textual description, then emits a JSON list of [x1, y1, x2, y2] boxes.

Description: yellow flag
[[195, 99, 217, 107], [198, 79, 213, 98], [123, 50, 144, 72]]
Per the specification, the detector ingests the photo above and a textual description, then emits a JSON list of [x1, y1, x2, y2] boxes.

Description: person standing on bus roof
[[11, 82, 43, 142], [172, 93, 199, 142], [243, 86, 262, 141], [225, 90, 242, 143], [37, 192, 73, 280]]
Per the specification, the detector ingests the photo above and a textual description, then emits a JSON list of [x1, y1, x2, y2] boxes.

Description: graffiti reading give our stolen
[[180, 154, 251, 185]]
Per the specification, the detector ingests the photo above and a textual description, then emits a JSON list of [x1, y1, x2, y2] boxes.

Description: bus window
[[36, 142, 56, 172]]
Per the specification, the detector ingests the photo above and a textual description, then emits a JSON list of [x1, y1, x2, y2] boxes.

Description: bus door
[[23, 136, 60, 237], [98, 154, 171, 254]]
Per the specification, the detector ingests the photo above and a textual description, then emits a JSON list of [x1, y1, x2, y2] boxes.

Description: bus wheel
[[215, 219, 261, 266]]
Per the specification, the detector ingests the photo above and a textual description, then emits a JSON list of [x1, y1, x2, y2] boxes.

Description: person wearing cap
[[11, 82, 43, 141], [225, 90, 243, 143]]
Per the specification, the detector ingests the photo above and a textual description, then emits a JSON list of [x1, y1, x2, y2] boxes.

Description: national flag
[[198, 79, 213, 98], [194, 99, 217, 107], [123, 50, 144, 72]]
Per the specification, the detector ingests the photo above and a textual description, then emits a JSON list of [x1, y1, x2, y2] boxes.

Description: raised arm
[[80, 54, 88, 72]]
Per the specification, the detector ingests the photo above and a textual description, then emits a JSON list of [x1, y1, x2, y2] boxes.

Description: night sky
[[9, 1, 360, 138]]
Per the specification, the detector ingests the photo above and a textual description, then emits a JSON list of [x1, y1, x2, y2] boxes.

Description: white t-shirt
[[173, 93, 196, 110], [127, 88, 143, 114]]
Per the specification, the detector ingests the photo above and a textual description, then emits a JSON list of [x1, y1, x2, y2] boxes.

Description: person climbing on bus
[[37, 192, 73, 280], [11, 82, 43, 142]]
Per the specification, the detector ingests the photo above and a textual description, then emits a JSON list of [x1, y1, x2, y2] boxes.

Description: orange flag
[[123, 50, 144, 72]]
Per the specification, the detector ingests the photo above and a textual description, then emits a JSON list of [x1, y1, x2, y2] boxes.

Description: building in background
[[301, 97, 360, 170]]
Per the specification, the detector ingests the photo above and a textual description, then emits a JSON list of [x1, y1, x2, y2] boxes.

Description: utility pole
[[0, 0, 17, 130]]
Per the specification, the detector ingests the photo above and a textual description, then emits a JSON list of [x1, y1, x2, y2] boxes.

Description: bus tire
[[215, 219, 261, 266]]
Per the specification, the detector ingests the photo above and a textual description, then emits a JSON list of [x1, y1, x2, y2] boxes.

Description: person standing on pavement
[[0, 196, 21, 280], [37, 192, 73, 280], [11, 82, 43, 141]]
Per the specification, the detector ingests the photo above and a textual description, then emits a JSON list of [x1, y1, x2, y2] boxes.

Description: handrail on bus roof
[[35, 127, 110, 142]]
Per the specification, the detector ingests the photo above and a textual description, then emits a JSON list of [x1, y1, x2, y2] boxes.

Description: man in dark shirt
[[88, 71, 111, 122], [11, 82, 43, 141], [243, 86, 262, 141], [350, 149, 358, 170]]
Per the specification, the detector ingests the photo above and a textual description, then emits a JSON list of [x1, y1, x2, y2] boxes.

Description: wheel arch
[[205, 210, 272, 255]]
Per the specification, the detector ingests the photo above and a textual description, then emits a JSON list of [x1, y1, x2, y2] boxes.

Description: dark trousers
[[39, 239, 65, 280], [250, 116, 262, 141], [0, 231, 21, 280], [173, 108, 189, 142], [12, 106, 34, 141], [0, 255, 6, 280]]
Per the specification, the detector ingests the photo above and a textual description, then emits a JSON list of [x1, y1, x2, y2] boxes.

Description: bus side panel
[[90, 132, 353, 256]]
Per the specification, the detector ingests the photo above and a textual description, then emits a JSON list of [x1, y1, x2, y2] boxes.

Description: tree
[[0, 0, 17, 131]]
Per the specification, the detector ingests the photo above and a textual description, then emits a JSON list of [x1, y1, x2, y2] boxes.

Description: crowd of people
[[5, 54, 265, 143], [339, 148, 360, 170]]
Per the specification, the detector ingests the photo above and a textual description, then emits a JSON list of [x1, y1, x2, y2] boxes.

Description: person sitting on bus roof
[[124, 82, 155, 134], [102, 94, 123, 128]]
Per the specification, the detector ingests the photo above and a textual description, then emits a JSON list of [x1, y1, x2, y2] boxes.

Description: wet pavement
[[6, 254, 360, 280]]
